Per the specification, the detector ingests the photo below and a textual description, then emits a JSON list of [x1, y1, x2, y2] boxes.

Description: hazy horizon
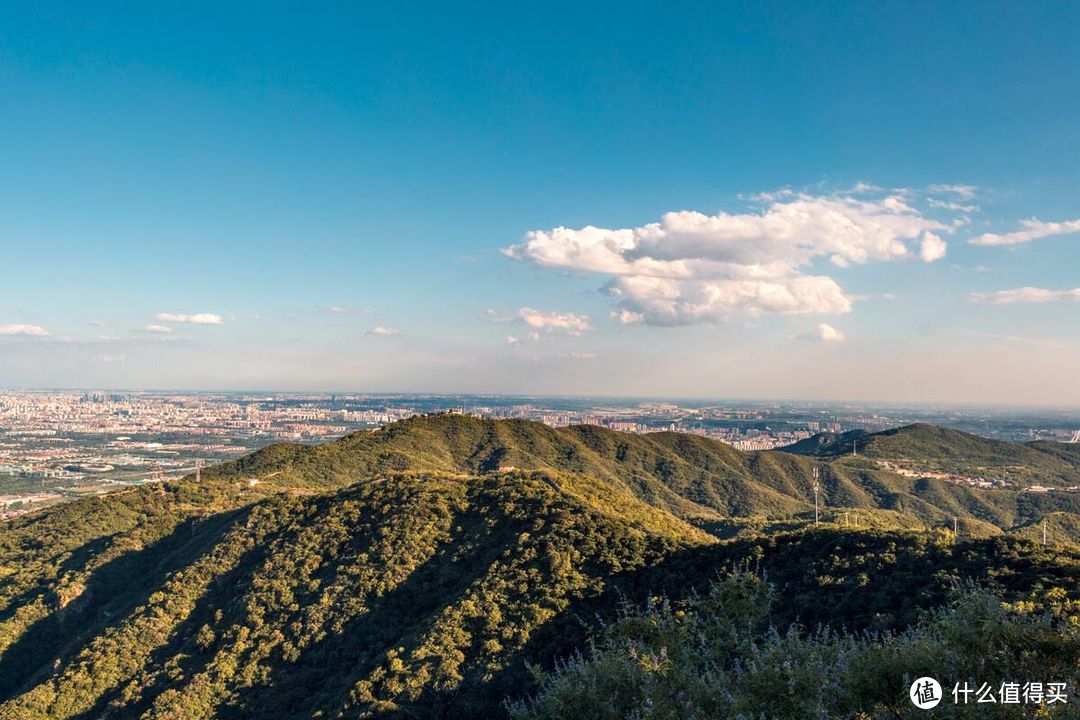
[[5, 387, 1080, 414]]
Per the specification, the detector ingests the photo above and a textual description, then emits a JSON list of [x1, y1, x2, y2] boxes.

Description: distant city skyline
[[3, 387, 1075, 521], [2, 4, 1078, 404]]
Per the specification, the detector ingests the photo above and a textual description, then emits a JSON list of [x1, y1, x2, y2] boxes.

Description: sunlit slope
[[209, 414, 1080, 538], [1011, 511, 1080, 547], [782, 422, 1080, 487]]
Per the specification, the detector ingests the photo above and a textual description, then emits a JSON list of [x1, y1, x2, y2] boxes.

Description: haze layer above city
[[1, 4, 1079, 405]]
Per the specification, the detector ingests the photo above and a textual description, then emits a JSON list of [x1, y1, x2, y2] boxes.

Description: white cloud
[[919, 232, 947, 262], [848, 181, 885, 194], [504, 192, 949, 326], [971, 218, 1080, 246], [742, 187, 796, 202], [970, 287, 1080, 304], [0, 324, 49, 336], [605, 274, 852, 325], [87, 320, 106, 327], [155, 312, 225, 325], [506, 335, 520, 345], [799, 323, 846, 343], [928, 198, 978, 212], [556, 351, 598, 360], [928, 184, 978, 200], [137, 324, 173, 334], [491, 307, 594, 334], [367, 326, 400, 336], [611, 309, 645, 325], [516, 307, 593, 335], [327, 306, 351, 314], [818, 324, 846, 342]]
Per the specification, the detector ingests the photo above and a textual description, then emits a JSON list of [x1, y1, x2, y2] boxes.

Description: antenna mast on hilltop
[[1043, 519, 1048, 546], [195, 458, 203, 483], [812, 466, 821, 526]]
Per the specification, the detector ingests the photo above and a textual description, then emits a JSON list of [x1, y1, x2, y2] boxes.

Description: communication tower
[[812, 466, 821, 526]]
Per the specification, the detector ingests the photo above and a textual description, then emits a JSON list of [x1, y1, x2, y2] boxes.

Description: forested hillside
[[782, 423, 1080, 487], [210, 414, 1080, 541], [0, 415, 1077, 718]]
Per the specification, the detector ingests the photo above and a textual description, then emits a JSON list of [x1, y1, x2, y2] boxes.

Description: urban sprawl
[[1, 391, 1077, 521]]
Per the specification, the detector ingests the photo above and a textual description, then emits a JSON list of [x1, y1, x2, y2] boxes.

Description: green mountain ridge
[[0, 415, 1078, 718], [211, 415, 1080, 540], [783, 423, 1080, 487]]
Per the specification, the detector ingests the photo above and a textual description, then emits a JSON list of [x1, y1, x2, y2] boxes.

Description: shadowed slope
[[0, 471, 706, 719]]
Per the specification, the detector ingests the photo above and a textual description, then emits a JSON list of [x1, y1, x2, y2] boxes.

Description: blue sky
[[1, 2, 1078, 403]]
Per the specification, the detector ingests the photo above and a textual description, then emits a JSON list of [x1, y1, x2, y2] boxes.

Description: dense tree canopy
[[0, 415, 1077, 718]]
